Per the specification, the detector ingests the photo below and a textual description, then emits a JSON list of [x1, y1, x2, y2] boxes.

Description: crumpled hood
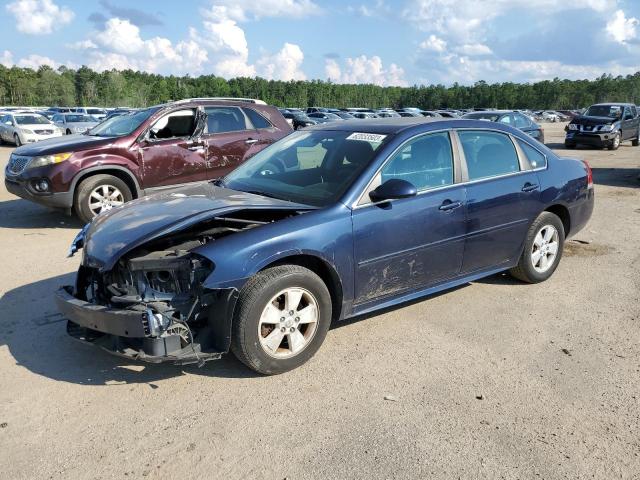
[[14, 133, 115, 156], [83, 183, 310, 271]]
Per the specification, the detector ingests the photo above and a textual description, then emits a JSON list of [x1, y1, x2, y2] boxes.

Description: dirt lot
[[0, 123, 638, 479]]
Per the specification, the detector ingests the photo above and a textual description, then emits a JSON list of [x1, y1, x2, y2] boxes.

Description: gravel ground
[[0, 123, 638, 480]]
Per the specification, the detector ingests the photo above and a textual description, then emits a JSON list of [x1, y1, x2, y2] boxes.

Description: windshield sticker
[[346, 132, 387, 142]]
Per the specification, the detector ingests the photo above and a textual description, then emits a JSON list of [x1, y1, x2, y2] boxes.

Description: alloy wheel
[[531, 225, 559, 273], [257, 287, 319, 359], [88, 184, 125, 215]]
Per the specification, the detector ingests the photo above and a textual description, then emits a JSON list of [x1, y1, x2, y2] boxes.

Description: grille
[[6, 155, 31, 175], [34, 129, 54, 135]]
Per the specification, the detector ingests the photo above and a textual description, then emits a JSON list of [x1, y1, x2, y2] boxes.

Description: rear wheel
[[74, 174, 132, 224], [608, 131, 621, 150], [632, 128, 639, 147], [509, 212, 565, 283], [231, 265, 332, 375]]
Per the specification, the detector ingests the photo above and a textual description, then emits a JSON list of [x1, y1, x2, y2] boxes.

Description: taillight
[[582, 159, 593, 188]]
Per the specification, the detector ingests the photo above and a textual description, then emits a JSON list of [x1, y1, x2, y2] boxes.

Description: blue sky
[[1, 0, 639, 86]]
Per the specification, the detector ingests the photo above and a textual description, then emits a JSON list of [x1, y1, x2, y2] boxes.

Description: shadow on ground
[[591, 167, 640, 189], [0, 272, 260, 385], [0, 198, 82, 229]]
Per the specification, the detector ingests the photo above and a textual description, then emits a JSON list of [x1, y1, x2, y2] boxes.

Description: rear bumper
[[4, 176, 73, 208], [565, 132, 613, 147], [55, 286, 224, 365]]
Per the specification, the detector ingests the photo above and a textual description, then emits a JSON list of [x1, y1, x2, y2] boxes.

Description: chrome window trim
[[353, 129, 457, 208], [352, 127, 547, 210]]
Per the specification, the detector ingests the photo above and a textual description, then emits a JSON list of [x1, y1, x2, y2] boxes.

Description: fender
[[69, 164, 142, 197]]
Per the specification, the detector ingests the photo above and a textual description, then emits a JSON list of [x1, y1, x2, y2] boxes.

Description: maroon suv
[[4, 98, 291, 222]]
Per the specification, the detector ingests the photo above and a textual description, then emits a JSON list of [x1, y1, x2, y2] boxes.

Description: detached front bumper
[[565, 131, 615, 147], [55, 286, 236, 365]]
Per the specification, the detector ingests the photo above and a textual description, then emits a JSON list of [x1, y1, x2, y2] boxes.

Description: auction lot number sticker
[[346, 132, 387, 142]]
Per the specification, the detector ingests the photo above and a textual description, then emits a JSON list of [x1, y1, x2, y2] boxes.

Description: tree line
[[1, 65, 639, 110]]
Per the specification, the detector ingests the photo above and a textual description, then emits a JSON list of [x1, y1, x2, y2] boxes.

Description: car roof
[[591, 102, 635, 107], [306, 117, 513, 135]]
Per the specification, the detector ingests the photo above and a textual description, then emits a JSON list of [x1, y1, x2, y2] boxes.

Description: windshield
[[88, 107, 159, 137], [15, 115, 50, 125], [66, 114, 97, 123], [223, 130, 389, 207], [86, 108, 105, 115], [584, 105, 623, 118]]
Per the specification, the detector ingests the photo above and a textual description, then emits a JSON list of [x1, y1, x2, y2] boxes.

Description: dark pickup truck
[[565, 103, 640, 150]]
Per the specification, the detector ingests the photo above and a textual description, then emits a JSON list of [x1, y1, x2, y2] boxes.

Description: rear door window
[[205, 107, 249, 134], [459, 130, 520, 180]]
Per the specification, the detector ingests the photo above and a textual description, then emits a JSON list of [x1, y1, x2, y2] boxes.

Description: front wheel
[[74, 174, 132, 224], [608, 131, 621, 150], [231, 265, 332, 375], [14, 134, 22, 147], [509, 212, 565, 283]]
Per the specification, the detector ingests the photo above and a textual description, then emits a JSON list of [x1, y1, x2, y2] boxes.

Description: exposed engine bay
[[66, 209, 300, 364]]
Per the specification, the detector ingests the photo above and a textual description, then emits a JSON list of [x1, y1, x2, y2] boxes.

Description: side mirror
[[369, 179, 417, 202]]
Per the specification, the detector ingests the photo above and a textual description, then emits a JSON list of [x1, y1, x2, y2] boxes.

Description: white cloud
[[257, 43, 306, 80], [201, 0, 322, 21], [454, 44, 493, 56], [85, 18, 208, 75], [17, 54, 59, 69], [68, 40, 97, 50], [420, 35, 447, 53], [1, 50, 14, 67], [6, 0, 74, 35], [325, 55, 407, 86], [606, 10, 639, 44]]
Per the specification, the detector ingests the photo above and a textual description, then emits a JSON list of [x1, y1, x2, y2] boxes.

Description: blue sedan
[[56, 118, 594, 374]]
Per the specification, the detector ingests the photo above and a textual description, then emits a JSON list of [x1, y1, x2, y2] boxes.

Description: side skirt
[[348, 264, 513, 318]]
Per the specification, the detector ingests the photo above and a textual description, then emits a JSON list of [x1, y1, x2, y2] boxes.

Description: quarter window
[[243, 108, 271, 129], [514, 113, 531, 129], [205, 107, 249, 133], [381, 132, 454, 191], [517, 139, 547, 169], [459, 130, 520, 180]]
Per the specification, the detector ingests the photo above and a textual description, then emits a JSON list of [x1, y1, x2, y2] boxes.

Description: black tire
[[564, 142, 576, 149], [608, 131, 621, 150], [231, 265, 332, 375], [509, 212, 565, 283], [632, 129, 639, 147], [74, 174, 133, 224], [14, 134, 22, 147]]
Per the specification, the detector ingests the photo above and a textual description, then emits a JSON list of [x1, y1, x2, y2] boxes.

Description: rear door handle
[[245, 138, 259, 145], [522, 182, 539, 192], [439, 200, 462, 211]]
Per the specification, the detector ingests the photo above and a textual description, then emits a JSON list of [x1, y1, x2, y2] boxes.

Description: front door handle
[[439, 200, 462, 211], [522, 182, 539, 192], [245, 138, 259, 145]]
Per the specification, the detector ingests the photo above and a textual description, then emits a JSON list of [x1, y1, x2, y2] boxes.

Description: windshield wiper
[[212, 178, 226, 187], [244, 190, 288, 201]]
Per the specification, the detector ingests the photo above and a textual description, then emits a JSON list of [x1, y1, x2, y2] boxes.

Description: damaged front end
[[55, 213, 293, 365]]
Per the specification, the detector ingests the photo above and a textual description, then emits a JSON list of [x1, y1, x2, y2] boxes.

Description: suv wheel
[[231, 265, 332, 375], [509, 212, 565, 283], [14, 134, 22, 147], [632, 128, 639, 147], [74, 174, 132, 224], [608, 131, 621, 150]]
